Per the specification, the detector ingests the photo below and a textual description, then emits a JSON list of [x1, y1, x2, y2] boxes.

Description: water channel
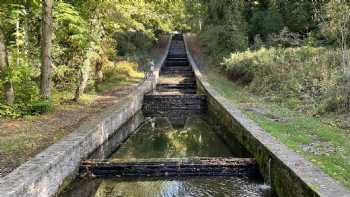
[[60, 114, 275, 197]]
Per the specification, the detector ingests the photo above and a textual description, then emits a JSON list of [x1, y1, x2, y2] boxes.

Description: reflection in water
[[60, 116, 275, 197], [111, 116, 248, 159], [93, 177, 273, 197]]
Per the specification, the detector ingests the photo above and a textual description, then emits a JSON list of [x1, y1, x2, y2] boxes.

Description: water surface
[[60, 116, 275, 197], [111, 116, 247, 159]]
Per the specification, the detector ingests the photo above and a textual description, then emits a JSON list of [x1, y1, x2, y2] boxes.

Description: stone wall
[[183, 35, 350, 197], [0, 37, 171, 197]]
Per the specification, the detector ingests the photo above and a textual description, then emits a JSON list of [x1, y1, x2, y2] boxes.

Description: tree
[[0, 28, 14, 105], [40, 0, 53, 99], [199, 0, 248, 58], [74, 58, 90, 101], [317, 0, 350, 71]]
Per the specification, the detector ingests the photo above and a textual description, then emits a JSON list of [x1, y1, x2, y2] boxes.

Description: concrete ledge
[[0, 37, 172, 197], [184, 35, 350, 197]]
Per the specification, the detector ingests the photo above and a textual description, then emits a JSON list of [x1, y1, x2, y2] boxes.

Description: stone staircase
[[142, 34, 207, 124]]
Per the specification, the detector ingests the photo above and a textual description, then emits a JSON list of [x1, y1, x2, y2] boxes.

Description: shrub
[[28, 99, 54, 115], [222, 46, 345, 113], [0, 104, 21, 118], [0, 98, 53, 118], [53, 64, 78, 91], [103, 60, 140, 80]]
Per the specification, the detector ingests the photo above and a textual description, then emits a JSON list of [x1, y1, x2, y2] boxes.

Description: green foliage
[[222, 46, 344, 113], [267, 27, 302, 47], [27, 99, 53, 115], [244, 0, 320, 43], [248, 5, 284, 40], [199, 0, 248, 58], [103, 60, 141, 80], [206, 70, 350, 188], [276, 0, 315, 33], [1, 0, 193, 118], [318, 0, 350, 43], [0, 98, 53, 118], [1, 0, 349, 118], [0, 103, 21, 118], [114, 31, 155, 56]]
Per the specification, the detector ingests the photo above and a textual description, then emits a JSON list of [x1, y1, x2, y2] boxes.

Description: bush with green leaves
[[103, 60, 141, 80], [222, 46, 345, 113], [198, 0, 248, 59]]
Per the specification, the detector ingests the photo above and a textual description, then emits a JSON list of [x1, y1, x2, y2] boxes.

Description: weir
[[143, 34, 206, 126], [80, 157, 258, 178]]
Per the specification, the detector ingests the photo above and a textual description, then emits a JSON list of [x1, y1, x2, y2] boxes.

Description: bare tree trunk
[[0, 29, 15, 105], [16, 17, 20, 66], [94, 59, 103, 91], [74, 60, 90, 101], [24, 1, 30, 57], [40, 0, 53, 99]]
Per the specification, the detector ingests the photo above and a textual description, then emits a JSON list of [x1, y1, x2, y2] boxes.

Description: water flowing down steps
[[79, 157, 258, 178], [78, 35, 257, 183], [142, 34, 206, 120]]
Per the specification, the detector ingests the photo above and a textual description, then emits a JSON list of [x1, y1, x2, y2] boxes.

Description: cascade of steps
[[142, 34, 207, 123]]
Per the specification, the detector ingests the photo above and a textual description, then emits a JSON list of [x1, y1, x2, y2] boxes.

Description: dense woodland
[[0, 0, 189, 117], [0, 0, 350, 117], [199, 0, 350, 115]]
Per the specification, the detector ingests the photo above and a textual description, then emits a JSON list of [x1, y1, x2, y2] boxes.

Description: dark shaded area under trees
[[1, 0, 350, 115], [0, 0, 189, 117]]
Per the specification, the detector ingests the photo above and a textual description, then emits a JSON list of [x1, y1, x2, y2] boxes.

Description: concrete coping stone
[[183, 35, 350, 197], [0, 36, 172, 197]]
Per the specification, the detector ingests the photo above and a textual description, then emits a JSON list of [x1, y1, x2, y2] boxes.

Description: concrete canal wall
[[0, 37, 171, 197], [184, 35, 350, 197]]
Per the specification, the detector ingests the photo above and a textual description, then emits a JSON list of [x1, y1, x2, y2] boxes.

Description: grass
[[0, 70, 144, 177], [98, 72, 144, 94], [206, 70, 350, 188], [0, 35, 166, 177], [221, 46, 345, 114]]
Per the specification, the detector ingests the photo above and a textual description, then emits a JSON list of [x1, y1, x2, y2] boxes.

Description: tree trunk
[[74, 60, 90, 101], [16, 18, 20, 66], [24, 1, 30, 57], [40, 0, 54, 99], [0, 29, 15, 105], [94, 59, 103, 91]]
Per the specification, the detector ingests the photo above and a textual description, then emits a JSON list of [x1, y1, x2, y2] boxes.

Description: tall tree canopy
[[0, 0, 349, 116]]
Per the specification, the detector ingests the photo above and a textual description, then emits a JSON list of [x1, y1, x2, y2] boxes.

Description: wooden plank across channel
[[79, 157, 258, 178]]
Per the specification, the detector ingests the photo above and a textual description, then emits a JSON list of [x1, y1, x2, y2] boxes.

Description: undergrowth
[[206, 70, 350, 188], [221, 46, 348, 114]]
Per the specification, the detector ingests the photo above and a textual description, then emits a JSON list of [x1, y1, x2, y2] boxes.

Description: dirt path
[[0, 82, 141, 177], [0, 36, 169, 177]]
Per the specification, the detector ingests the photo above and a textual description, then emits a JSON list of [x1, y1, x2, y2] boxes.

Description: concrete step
[[155, 88, 197, 94], [144, 94, 206, 101], [143, 109, 203, 118], [167, 57, 188, 61], [150, 90, 197, 95], [143, 94, 207, 116], [160, 70, 194, 76], [172, 34, 184, 40], [157, 83, 196, 89], [80, 157, 257, 178], [162, 66, 192, 72], [167, 53, 187, 58], [165, 61, 189, 67], [159, 77, 195, 84]]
